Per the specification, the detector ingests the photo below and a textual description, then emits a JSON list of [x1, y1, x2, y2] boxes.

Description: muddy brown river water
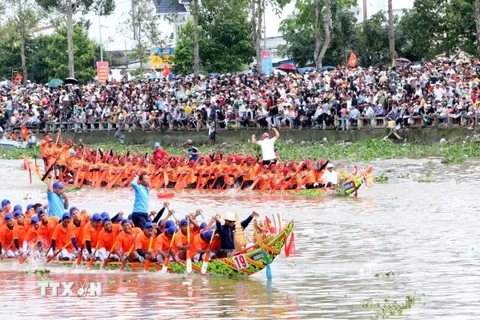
[[0, 158, 479, 319]]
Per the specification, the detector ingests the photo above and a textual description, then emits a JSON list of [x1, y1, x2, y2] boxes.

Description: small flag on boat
[[265, 216, 276, 234]]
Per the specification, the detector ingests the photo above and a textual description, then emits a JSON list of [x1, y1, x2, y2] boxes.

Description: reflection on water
[[2, 159, 480, 319]]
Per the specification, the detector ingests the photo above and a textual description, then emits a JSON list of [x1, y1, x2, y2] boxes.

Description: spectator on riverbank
[[2, 57, 480, 136]]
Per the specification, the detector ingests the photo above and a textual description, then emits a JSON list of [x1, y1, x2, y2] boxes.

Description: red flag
[[265, 216, 276, 234], [285, 232, 296, 257], [163, 65, 171, 78], [348, 52, 357, 67], [13, 73, 22, 84], [21, 125, 28, 140]]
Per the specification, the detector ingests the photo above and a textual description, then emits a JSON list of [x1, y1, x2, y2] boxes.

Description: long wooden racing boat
[[24, 155, 372, 197], [5, 221, 294, 276]]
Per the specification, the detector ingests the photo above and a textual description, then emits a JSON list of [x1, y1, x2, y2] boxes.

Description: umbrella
[[277, 63, 297, 72], [209, 73, 221, 77], [0, 80, 13, 87], [47, 78, 63, 88], [322, 66, 337, 71], [167, 73, 176, 79], [64, 77, 79, 85]]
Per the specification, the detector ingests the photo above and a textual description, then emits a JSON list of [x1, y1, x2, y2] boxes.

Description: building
[[153, 0, 190, 44], [349, 0, 413, 24]]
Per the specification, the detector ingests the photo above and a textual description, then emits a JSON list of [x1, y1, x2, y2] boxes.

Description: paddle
[[46, 241, 72, 263], [186, 219, 192, 274], [76, 244, 84, 266], [120, 235, 137, 271], [88, 243, 100, 269], [161, 232, 176, 273], [261, 250, 272, 280], [144, 232, 154, 272], [102, 239, 117, 269], [200, 231, 216, 276]]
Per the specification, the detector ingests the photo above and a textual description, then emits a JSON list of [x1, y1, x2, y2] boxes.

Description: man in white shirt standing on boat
[[322, 163, 338, 187], [251, 127, 280, 165]]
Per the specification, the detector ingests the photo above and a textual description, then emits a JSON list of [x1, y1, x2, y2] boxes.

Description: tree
[[36, 0, 115, 78], [476, 0, 480, 56], [172, 0, 255, 74], [5, 0, 43, 83], [45, 23, 98, 83], [193, 0, 200, 78], [118, 0, 165, 73], [387, 0, 395, 65], [313, 0, 331, 68]]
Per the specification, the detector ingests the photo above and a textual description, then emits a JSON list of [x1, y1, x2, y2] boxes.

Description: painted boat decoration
[[5, 221, 295, 276]]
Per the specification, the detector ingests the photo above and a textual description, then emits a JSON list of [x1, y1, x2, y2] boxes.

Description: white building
[[349, 0, 413, 24]]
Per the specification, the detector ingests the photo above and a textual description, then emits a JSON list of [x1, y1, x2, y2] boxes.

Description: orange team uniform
[[0, 224, 19, 252], [190, 233, 210, 259], [155, 233, 176, 253], [52, 223, 76, 252], [71, 214, 89, 246], [56, 145, 70, 167], [135, 231, 157, 252], [24, 225, 40, 246], [223, 165, 240, 186], [98, 224, 121, 253], [244, 164, 260, 181], [116, 227, 142, 254], [82, 221, 102, 248], [166, 166, 178, 183], [195, 164, 210, 187], [174, 229, 193, 255], [37, 217, 59, 246], [44, 144, 55, 166], [14, 223, 28, 248], [184, 166, 197, 185]]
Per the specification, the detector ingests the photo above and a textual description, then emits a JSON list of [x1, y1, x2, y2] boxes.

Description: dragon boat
[[4, 221, 295, 276], [23, 156, 373, 197]]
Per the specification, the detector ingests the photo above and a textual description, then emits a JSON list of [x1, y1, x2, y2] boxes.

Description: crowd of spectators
[[2, 57, 480, 136]]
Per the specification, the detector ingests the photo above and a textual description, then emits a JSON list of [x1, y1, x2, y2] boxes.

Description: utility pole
[[362, 0, 367, 22], [263, 8, 267, 50]]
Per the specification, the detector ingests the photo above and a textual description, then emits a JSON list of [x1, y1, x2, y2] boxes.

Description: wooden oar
[[144, 233, 154, 272], [46, 241, 72, 263], [102, 239, 117, 269], [200, 231, 216, 276], [106, 166, 128, 189], [161, 232, 176, 273], [246, 177, 261, 191], [186, 220, 192, 274], [76, 244, 84, 266], [19, 240, 37, 264], [120, 235, 137, 271], [88, 243, 100, 269]]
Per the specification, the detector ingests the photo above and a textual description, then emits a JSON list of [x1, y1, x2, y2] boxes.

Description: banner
[[261, 50, 273, 75], [151, 48, 174, 69], [96, 61, 109, 83]]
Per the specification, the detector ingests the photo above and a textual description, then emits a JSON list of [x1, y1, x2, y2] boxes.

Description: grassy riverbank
[[6, 138, 480, 164]]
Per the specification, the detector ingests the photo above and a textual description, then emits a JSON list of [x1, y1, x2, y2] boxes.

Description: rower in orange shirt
[[241, 157, 260, 189], [175, 218, 194, 261], [50, 212, 79, 260], [40, 133, 52, 167], [191, 229, 216, 262], [36, 209, 59, 255], [1, 199, 12, 223], [135, 221, 157, 263], [155, 222, 177, 262], [69, 207, 88, 247], [165, 160, 179, 188], [0, 214, 21, 258], [223, 157, 241, 188], [115, 219, 142, 263], [81, 213, 102, 261], [23, 216, 42, 258], [24, 204, 35, 222], [195, 157, 211, 190], [97, 217, 121, 262], [13, 210, 28, 248]]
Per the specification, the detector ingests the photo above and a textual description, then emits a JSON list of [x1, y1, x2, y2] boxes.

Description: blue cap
[[13, 210, 23, 218], [202, 230, 213, 240], [165, 225, 177, 234], [1, 199, 10, 207], [53, 182, 64, 189], [165, 220, 175, 228], [27, 204, 34, 210], [101, 212, 109, 220], [91, 213, 102, 222], [199, 222, 207, 229], [37, 209, 46, 217], [30, 216, 40, 224], [154, 142, 160, 147], [102, 218, 111, 224], [115, 215, 123, 222], [62, 212, 71, 220], [69, 207, 79, 215], [121, 219, 131, 225], [13, 205, 22, 212], [144, 222, 154, 229], [180, 219, 188, 226], [4, 214, 13, 221]]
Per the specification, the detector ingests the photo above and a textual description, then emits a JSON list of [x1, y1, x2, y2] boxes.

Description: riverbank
[[6, 136, 480, 164]]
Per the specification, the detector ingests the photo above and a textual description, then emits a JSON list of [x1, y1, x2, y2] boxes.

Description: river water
[[1, 158, 480, 319]]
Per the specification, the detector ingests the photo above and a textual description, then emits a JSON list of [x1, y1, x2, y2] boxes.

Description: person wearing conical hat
[[214, 211, 259, 258]]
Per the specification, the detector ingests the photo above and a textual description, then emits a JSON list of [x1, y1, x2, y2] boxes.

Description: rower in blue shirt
[[215, 211, 259, 258], [131, 174, 150, 229]]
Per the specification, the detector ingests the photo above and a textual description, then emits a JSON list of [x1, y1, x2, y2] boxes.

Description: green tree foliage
[[172, 0, 255, 74], [45, 23, 98, 82]]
